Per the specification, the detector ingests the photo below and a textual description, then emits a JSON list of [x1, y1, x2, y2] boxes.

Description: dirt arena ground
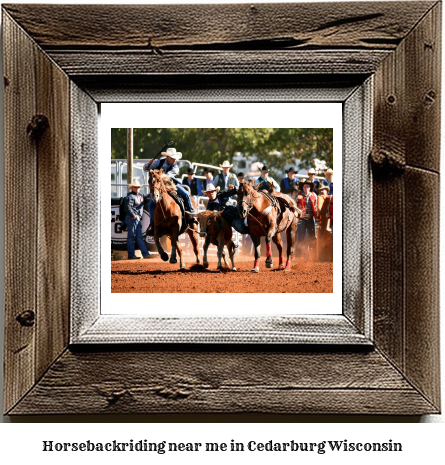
[[111, 254, 333, 293]]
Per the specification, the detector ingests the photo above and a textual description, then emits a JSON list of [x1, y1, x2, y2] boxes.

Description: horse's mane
[[149, 169, 177, 192], [161, 175, 177, 192]]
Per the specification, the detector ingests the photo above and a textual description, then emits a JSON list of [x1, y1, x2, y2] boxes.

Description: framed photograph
[[3, 2, 440, 415]]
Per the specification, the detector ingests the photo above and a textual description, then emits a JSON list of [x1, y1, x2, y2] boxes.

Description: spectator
[[280, 167, 298, 193], [182, 168, 203, 196], [322, 168, 333, 194], [295, 179, 318, 258], [214, 160, 239, 198], [255, 165, 280, 192], [237, 172, 245, 184], [307, 168, 320, 192], [124, 180, 151, 260], [202, 168, 214, 191], [285, 184, 299, 200]]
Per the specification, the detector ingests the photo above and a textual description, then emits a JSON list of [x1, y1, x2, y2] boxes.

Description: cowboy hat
[[237, 172, 245, 178], [298, 179, 315, 191], [307, 168, 316, 175], [129, 180, 143, 188], [261, 165, 270, 172], [186, 168, 195, 175], [317, 184, 330, 195], [202, 183, 220, 194], [161, 147, 182, 160], [324, 168, 333, 174], [285, 184, 300, 194], [219, 160, 233, 168], [286, 167, 296, 173]]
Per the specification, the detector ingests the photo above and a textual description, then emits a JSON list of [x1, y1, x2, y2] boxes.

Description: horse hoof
[[203, 262, 209, 269], [232, 267, 237, 272], [265, 261, 273, 268], [279, 265, 285, 270], [251, 268, 259, 273], [180, 264, 186, 270], [160, 253, 169, 262], [169, 258, 177, 264]]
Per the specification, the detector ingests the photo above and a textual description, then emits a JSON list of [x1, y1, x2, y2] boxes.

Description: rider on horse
[[202, 183, 250, 234], [144, 147, 198, 236]]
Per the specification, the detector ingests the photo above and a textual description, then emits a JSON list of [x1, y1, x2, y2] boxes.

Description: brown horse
[[238, 181, 301, 272], [148, 169, 200, 270]]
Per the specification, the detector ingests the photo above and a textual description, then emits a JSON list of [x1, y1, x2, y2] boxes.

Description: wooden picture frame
[[2, 2, 440, 415]]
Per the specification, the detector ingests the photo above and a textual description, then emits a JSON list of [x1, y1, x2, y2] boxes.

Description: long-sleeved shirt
[[143, 157, 181, 185], [124, 191, 149, 220]]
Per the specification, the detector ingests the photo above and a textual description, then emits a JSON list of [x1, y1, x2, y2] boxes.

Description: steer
[[189, 210, 237, 271]]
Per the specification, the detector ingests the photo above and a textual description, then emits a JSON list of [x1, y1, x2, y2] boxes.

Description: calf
[[190, 210, 237, 271]]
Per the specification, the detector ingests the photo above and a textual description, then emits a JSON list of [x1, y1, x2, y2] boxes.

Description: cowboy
[[182, 168, 203, 197], [322, 168, 333, 194], [255, 165, 280, 192], [202, 168, 215, 191], [280, 167, 298, 193], [317, 184, 333, 232], [214, 160, 239, 198], [202, 183, 249, 234], [237, 172, 245, 184], [307, 168, 320, 192], [143, 147, 198, 235], [123, 180, 151, 260], [295, 179, 318, 258], [285, 184, 300, 200]]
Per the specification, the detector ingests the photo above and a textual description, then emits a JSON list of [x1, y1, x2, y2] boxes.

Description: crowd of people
[[121, 147, 333, 260]]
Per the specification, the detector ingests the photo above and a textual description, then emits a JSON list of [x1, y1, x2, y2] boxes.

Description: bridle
[[239, 187, 260, 218], [150, 175, 167, 227]]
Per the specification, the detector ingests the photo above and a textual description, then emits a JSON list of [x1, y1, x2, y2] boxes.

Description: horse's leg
[[154, 230, 169, 262], [272, 232, 285, 270], [265, 226, 275, 269], [229, 240, 237, 271], [203, 237, 210, 268], [285, 217, 298, 271], [251, 235, 261, 273], [187, 228, 201, 264], [171, 226, 185, 270]]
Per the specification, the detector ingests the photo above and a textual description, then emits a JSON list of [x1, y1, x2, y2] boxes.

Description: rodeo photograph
[[108, 105, 339, 300]]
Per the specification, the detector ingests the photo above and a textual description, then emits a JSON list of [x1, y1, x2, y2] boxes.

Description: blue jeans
[[126, 215, 150, 258], [296, 217, 317, 256], [176, 184, 195, 212]]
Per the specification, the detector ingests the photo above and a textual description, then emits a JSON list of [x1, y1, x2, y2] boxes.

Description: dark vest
[[216, 173, 237, 192], [183, 178, 199, 196]]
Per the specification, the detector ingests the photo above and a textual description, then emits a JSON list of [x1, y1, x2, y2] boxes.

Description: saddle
[[273, 192, 301, 216], [167, 191, 188, 236]]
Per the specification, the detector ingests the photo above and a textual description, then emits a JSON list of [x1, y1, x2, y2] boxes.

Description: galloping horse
[[238, 181, 301, 272], [148, 169, 200, 270]]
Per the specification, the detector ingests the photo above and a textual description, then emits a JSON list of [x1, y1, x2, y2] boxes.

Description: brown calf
[[190, 210, 237, 271]]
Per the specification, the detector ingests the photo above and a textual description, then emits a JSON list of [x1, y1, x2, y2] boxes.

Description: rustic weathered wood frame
[[3, 2, 441, 415]]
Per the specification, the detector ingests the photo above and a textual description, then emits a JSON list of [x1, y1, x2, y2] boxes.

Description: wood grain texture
[[35, 39, 71, 382], [372, 4, 441, 410], [3, 12, 38, 414], [8, 349, 437, 415], [2, 2, 435, 50], [46, 50, 390, 77], [404, 2, 441, 172], [70, 83, 99, 338], [404, 168, 440, 409]]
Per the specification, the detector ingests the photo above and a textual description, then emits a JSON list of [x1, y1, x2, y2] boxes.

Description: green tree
[[111, 128, 333, 176]]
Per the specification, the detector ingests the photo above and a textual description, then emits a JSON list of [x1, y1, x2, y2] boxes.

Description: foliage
[[111, 128, 333, 175]]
